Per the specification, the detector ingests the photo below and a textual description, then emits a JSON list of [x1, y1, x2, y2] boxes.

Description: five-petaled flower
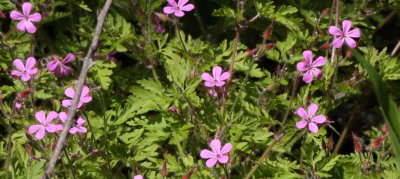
[[201, 66, 230, 87], [10, 2, 42, 33], [295, 103, 327, 133], [134, 175, 143, 179], [200, 139, 232, 168], [47, 53, 75, 77], [62, 86, 92, 108], [28, 111, 60, 140], [58, 112, 87, 134], [11, 57, 38, 82], [163, 0, 194, 17], [329, 20, 361, 48], [297, 50, 326, 84]]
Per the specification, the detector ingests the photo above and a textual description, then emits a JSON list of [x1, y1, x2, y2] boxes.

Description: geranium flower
[[58, 112, 87, 134], [28, 111, 59, 140], [295, 103, 326, 133], [201, 66, 230, 87], [10, 2, 42, 33], [200, 139, 232, 168], [134, 175, 143, 179], [329, 20, 361, 48], [296, 50, 326, 83], [11, 57, 38, 82], [62, 86, 92, 108], [163, 0, 194, 17], [47, 53, 75, 77]]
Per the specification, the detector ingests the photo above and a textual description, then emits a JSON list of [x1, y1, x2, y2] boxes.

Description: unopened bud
[[263, 24, 273, 39], [321, 8, 330, 18], [319, 42, 330, 50], [162, 159, 167, 177], [372, 136, 385, 150], [168, 106, 176, 112], [154, 12, 169, 21], [351, 132, 362, 153], [345, 50, 352, 59]]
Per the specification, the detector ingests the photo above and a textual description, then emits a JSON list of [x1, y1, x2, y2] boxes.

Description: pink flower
[[15, 102, 22, 109], [62, 86, 92, 108], [47, 53, 75, 77], [296, 50, 326, 83], [10, 2, 42, 33], [201, 66, 230, 87], [295, 104, 326, 133], [329, 20, 361, 48], [11, 57, 38, 82], [58, 112, 87, 134], [163, 0, 194, 17], [200, 139, 232, 168], [134, 175, 143, 179], [28, 111, 60, 140]]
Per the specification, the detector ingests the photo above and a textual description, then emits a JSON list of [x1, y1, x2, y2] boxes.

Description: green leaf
[[352, 49, 400, 163], [90, 60, 116, 90]]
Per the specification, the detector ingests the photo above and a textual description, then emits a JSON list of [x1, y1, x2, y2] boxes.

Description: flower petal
[[10, 10, 24, 20], [311, 68, 322, 80], [342, 20, 352, 34], [25, 20, 37, 33], [200, 149, 215, 159], [21, 74, 31, 81], [81, 96, 92, 103], [308, 122, 319, 133], [26, 57, 36, 70], [46, 111, 59, 124], [205, 81, 215, 87], [206, 158, 218, 168], [134, 175, 143, 179], [332, 37, 344, 48], [297, 61, 308, 72], [312, 56, 326, 67], [35, 128, 46, 140], [22, 2, 32, 16], [35, 111, 46, 124], [215, 81, 225, 87], [219, 72, 230, 81], [167, 0, 178, 7], [62, 99, 72, 107], [11, 70, 23, 77], [28, 13, 41, 22], [210, 139, 221, 154], [302, 50, 313, 65], [345, 37, 357, 48], [69, 127, 78, 134], [78, 126, 87, 133], [201, 72, 214, 81], [47, 61, 59, 72], [312, 114, 326, 124], [64, 88, 75, 98], [178, 0, 189, 7], [328, 26, 342, 36], [218, 155, 229, 164], [302, 70, 313, 83], [220, 143, 232, 154], [163, 6, 175, 14], [174, 10, 185, 17], [296, 120, 308, 129], [46, 124, 59, 133], [296, 107, 308, 119], [59, 112, 67, 123], [181, 4, 194, 11], [347, 28, 361, 38], [307, 104, 318, 117], [81, 86, 90, 97], [16, 20, 27, 32], [13, 59, 25, 71], [212, 66, 222, 80], [63, 53, 76, 63], [29, 125, 43, 134]]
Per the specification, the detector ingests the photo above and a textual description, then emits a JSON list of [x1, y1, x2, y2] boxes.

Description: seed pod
[[162, 159, 167, 177], [351, 132, 362, 153], [372, 136, 385, 150]]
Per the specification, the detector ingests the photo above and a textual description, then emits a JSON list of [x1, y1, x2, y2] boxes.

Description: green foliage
[[1, 0, 400, 178]]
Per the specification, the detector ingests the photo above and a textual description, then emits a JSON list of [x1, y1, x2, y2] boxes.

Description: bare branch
[[43, 0, 113, 178]]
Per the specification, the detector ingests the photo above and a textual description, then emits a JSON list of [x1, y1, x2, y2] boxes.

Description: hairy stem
[[44, 0, 113, 177]]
